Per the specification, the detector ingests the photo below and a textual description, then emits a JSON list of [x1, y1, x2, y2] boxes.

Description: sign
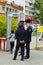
[[8, 13, 19, 17], [13, 13, 19, 17], [7, 12, 25, 20], [38, 26, 43, 32]]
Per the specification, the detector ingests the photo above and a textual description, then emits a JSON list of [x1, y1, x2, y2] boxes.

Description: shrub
[[0, 15, 18, 37]]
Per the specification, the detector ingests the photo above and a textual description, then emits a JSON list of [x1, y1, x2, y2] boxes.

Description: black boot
[[21, 58, 24, 61], [24, 56, 30, 59], [13, 57, 16, 60]]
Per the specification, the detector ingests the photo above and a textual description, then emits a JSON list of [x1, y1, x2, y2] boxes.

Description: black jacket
[[15, 28, 26, 42], [26, 26, 32, 42]]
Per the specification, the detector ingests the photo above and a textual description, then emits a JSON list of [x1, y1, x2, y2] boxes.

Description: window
[[10, 8, 12, 12], [6, 7, 8, 11], [25, 5, 27, 8], [32, 8, 35, 10], [29, 11, 31, 14], [15, 10, 17, 12], [13, 9, 14, 12], [32, 12, 34, 15], [29, 2, 32, 6], [25, 10, 28, 13], [2, 6, 5, 11]]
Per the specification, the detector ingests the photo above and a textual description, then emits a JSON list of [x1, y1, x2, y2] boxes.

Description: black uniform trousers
[[10, 42, 14, 52], [26, 42, 30, 58], [25, 26, 32, 58], [14, 42, 24, 59]]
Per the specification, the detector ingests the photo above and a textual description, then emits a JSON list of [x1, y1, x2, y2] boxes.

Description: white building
[[14, 0, 35, 18], [24, 0, 35, 18]]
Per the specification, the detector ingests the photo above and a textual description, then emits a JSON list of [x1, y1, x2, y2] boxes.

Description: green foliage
[[0, 15, 18, 37], [11, 17, 18, 33], [0, 15, 6, 37], [34, 0, 43, 24]]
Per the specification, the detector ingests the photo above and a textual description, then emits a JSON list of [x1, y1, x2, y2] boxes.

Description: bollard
[[0, 40, 1, 50], [0, 38, 6, 51]]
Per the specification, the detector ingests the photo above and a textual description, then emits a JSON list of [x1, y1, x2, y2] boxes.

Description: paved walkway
[[30, 36, 43, 49], [0, 50, 43, 65], [0, 36, 43, 65]]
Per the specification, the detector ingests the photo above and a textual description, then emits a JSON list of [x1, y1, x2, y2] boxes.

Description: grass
[[32, 32, 40, 36]]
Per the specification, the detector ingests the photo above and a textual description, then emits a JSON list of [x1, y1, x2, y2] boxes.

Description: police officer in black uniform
[[25, 19, 33, 59], [13, 22, 26, 61]]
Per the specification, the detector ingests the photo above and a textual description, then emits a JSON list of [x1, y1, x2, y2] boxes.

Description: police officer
[[13, 22, 26, 61], [25, 19, 33, 59]]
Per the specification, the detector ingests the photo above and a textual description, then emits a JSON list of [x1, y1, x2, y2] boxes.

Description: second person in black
[[13, 22, 26, 61], [25, 19, 33, 59]]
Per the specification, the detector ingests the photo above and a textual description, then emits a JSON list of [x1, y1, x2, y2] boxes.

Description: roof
[[0, 1, 23, 10], [10, 3, 23, 10]]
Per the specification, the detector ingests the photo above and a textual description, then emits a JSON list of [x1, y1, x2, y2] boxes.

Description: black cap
[[18, 22, 24, 26], [19, 20, 24, 23]]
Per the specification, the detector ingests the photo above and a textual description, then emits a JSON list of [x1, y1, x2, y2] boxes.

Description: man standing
[[13, 22, 26, 61], [25, 18, 33, 59]]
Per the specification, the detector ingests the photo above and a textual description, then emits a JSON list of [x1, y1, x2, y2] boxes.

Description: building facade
[[25, 0, 35, 18], [0, 1, 23, 15], [22, 0, 35, 18], [0, 0, 6, 2], [14, 0, 35, 18]]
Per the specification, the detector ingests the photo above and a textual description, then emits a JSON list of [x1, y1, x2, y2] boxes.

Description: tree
[[11, 17, 18, 32], [34, 0, 43, 24], [0, 15, 6, 37], [0, 15, 18, 37]]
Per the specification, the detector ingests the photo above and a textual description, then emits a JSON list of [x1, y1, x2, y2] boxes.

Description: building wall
[[0, 0, 6, 2], [0, 3, 23, 22], [14, 0, 35, 18], [24, 0, 35, 18], [0, 4, 23, 14], [0, 4, 6, 14], [20, 0, 34, 17]]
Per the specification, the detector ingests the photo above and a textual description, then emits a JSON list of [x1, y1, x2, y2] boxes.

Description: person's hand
[[22, 40, 25, 43], [20, 40, 25, 43], [20, 41, 23, 43], [29, 29, 31, 32]]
